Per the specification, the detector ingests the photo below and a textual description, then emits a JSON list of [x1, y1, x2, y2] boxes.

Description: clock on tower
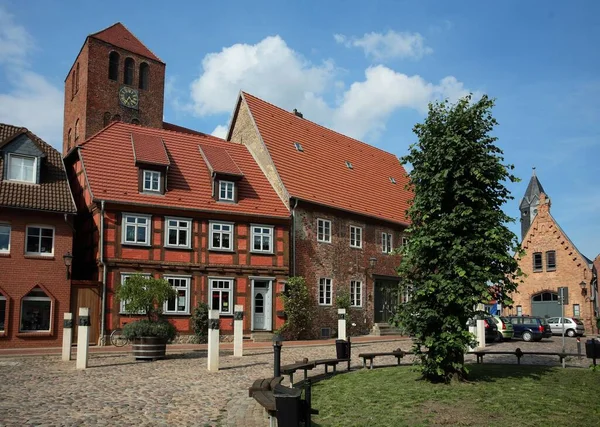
[[119, 86, 139, 110]]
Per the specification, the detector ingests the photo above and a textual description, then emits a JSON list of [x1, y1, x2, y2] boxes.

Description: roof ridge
[[241, 91, 401, 160], [89, 22, 163, 63], [78, 120, 122, 149]]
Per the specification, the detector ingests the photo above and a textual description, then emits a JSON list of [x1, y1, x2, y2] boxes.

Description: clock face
[[119, 86, 139, 109]]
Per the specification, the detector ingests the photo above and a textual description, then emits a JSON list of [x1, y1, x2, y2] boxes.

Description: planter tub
[[132, 336, 167, 361]]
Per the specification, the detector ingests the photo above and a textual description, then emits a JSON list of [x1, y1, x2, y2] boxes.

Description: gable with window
[[350, 225, 362, 248], [121, 213, 151, 246], [165, 217, 191, 249], [382, 232, 393, 253], [209, 221, 234, 251], [319, 278, 332, 305], [198, 144, 244, 203], [26, 225, 54, 256], [209, 278, 233, 315], [131, 132, 170, 195], [2, 133, 45, 185], [251, 225, 273, 253], [350, 280, 362, 307], [164, 276, 190, 314], [317, 219, 331, 243]]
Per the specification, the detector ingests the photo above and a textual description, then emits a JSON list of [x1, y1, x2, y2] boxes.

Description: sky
[[0, 1, 599, 259]]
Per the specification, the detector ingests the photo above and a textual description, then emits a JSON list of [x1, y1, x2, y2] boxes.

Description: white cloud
[[335, 30, 433, 61], [211, 124, 229, 139], [0, 7, 63, 148]]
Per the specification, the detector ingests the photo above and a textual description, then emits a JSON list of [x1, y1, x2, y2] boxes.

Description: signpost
[[558, 287, 569, 368]]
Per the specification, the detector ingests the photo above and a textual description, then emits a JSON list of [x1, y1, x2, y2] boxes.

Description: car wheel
[[496, 332, 504, 342], [566, 329, 576, 338], [522, 331, 533, 342]]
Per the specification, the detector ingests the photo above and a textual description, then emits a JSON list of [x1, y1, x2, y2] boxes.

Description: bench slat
[[253, 390, 276, 412]]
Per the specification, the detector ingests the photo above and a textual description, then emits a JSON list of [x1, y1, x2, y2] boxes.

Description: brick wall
[[0, 210, 73, 348]]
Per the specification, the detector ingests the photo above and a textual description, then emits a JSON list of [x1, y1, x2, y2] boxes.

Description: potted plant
[[116, 274, 177, 360]]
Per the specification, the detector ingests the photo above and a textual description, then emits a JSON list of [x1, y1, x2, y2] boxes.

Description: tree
[[277, 276, 315, 340], [397, 95, 522, 383], [116, 275, 176, 321]]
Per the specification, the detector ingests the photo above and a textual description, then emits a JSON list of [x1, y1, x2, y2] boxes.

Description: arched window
[[103, 112, 111, 127], [74, 119, 80, 142], [108, 52, 120, 81], [67, 129, 72, 147], [20, 287, 52, 332], [112, 114, 121, 122], [124, 58, 134, 85], [131, 118, 140, 125], [139, 63, 149, 90], [75, 62, 80, 93], [71, 70, 76, 99]]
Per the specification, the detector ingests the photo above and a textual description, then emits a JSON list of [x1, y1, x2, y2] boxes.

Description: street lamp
[[369, 257, 377, 268], [580, 280, 587, 296], [63, 252, 73, 280], [272, 333, 283, 377]]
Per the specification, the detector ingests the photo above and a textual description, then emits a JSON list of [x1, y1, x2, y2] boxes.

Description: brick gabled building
[[66, 122, 290, 343], [0, 124, 76, 348], [228, 92, 412, 336], [509, 172, 599, 333]]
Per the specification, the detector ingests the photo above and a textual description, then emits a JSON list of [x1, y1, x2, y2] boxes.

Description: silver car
[[546, 317, 585, 337]]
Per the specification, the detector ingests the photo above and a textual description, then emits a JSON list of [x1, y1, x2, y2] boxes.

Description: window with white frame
[[165, 217, 191, 248], [209, 222, 233, 251], [317, 219, 331, 243], [516, 305, 522, 316], [350, 280, 362, 307], [382, 232, 393, 253], [8, 154, 37, 183], [573, 304, 580, 317], [122, 213, 151, 245], [119, 273, 151, 313], [20, 287, 51, 332], [350, 226, 362, 248], [164, 276, 190, 314], [210, 278, 233, 315], [251, 225, 273, 253], [25, 226, 54, 256], [0, 295, 6, 332], [319, 278, 332, 306], [142, 170, 161, 192], [218, 180, 235, 201], [0, 224, 10, 254]]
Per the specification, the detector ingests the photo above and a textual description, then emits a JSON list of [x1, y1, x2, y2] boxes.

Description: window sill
[[24, 255, 55, 260], [317, 240, 332, 244], [533, 270, 543, 273], [249, 251, 274, 255], [350, 246, 363, 250], [0, 253, 10, 258], [208, 248, 235, 253], [140, 191, 164, 196], [546, 268, 556, 272], [121, 243, 151, 248], [164, 245, 192, 251], [164, 312, 190, 316], [318, 304, 333, 307], [0, 332, 6, 338], [16, 331, 53, 338]]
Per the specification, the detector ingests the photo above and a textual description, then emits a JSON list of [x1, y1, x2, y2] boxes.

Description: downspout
[[291, 199, 299, 276], [99, 200, 107, 346]]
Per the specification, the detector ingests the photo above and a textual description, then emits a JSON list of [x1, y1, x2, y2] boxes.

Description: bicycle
[[109, 327, 129, 347]]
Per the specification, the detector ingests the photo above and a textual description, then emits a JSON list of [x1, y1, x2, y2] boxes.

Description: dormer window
[[219, 180, 235, 201], [7, 154, 37, 183], [143, 170, 161, 193]]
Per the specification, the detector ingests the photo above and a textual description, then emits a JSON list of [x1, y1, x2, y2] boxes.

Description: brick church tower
[[63, 23, 165, 155]]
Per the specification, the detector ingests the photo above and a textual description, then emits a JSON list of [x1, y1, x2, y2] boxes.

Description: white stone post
[[468, 324, 478, 352], [476, 319, 486, 349], [233, 305, 244, 357], [338, 308, 347, 341], [62, 312, 73, 361], [207, 310, 220, 372], [76, 307, 90, 370]]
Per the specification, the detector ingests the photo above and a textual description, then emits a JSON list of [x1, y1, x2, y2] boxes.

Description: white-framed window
[[119, 273, 151, 313], [142, 170, 161, 192], [317, 219, 331, 243], [20, 287, 52, 332], [209, 278, 233, 315], [7, 154, 37, 183], [516, 305, 522, 316], [401, 236, 409, 247], [350, 225, 362, 248], [573, 304, 580, 317], [0, 223, 10, 254], [165, 217, 191, 249], [25, 225, 54, 256], [401, 285, 413, 303], [219, 180, 235, 201], [319, 278, 332, 306], [0, 295, 6, 333], [382, 232, 393, 253], [122, 213, 151, 246], [209, 221, 233, 251], [251, 225, 273, 253], [164, 276, 191, 315], [350, 280, 362, 307]]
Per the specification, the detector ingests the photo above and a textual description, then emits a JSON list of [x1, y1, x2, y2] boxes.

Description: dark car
[[505, 316, 552, 342], [470, 315, 499, 343]]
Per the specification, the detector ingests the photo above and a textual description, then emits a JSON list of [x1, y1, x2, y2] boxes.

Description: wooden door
[[71, 286, 101, 345]]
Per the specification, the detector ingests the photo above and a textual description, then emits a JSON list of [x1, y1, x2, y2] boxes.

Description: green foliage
[[122, 319, 177, 341], [335, 288, 352, 334], [277, 276, 314, 340], [397, 95, 523, 383], [116, 275, 177, 321], [190, 302, 210, 343]]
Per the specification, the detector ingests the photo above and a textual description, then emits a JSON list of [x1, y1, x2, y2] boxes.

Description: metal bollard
[[273, 334, 283, 377], [577, 337, 581, 359]]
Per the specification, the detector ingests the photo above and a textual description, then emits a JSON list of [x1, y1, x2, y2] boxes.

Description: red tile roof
[[90, 23, 162, 63], [131, 132, 170, 166], [198, 144, 243, 177], [78, 122, 288, 219], [237, 92, 412, 225], [163, 122, 208, 136]]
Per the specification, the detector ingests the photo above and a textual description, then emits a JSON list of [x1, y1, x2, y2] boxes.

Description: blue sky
[[1, 1, 599, 259]]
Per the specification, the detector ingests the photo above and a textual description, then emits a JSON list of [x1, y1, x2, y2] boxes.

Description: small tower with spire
[[519, 167, 548, 241]]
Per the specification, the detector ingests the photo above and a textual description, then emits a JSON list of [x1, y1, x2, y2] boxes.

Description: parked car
[[491, 315, 514, 341], [505, 316, 552, 342], [469, 315, 498, 343], [546, 317, 585, 337]]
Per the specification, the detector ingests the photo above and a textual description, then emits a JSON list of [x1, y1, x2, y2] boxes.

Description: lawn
[[311, 364, 600, 426]]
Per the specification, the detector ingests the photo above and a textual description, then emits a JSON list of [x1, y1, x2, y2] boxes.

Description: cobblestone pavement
[[0, 336, 594, 427]]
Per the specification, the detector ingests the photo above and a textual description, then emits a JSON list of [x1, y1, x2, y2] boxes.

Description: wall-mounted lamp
[[369, 257, 377, 269], [580, 280, 587, 296], [63, 252, 73, 280]]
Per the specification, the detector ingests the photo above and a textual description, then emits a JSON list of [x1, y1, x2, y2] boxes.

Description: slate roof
[[0, 123, 76, 214], [131, 132, 170, 166], [78, 122, 288, 218], [520, 169, 546, 208], [90, 23, 163, 63], [233, 92, 412, 225]]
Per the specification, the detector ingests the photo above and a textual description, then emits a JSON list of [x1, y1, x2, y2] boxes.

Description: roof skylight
[[294, 142, 304, 152], [389, 177, 396, 184], [345, 161, 353, 169]]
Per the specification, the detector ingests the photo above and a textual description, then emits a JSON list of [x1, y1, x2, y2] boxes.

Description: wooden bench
[[314, 358, 350, 374], [358, 349, 405, 369], [281, 360, 316, 384], [468, 350, 580, 365], [248, 376, 284, 398]]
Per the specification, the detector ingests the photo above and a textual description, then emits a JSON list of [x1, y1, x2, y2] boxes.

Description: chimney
[[293, 109, 303, 118]]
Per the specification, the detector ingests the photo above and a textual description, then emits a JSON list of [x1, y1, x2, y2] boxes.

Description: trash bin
[[336, 339, 349, 359], [585, 339, 600, 359], [274, 384, 302, 427]]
